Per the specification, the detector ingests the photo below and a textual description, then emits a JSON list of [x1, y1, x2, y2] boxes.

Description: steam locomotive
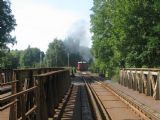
[[77, 61, 88, 71]]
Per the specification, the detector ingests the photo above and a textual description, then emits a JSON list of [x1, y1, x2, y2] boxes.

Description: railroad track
[[83, 75, 160, 120], [51, 73, 160, 120], [53, 76, 94, 120]]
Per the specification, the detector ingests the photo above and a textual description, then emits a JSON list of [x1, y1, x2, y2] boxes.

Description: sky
[[10, 0, 93, 52]]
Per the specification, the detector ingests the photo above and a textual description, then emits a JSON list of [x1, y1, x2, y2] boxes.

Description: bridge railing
[[34, 69, 71, 120], [0, 68, 64, 84], [0, 68, 71, 120], [0, 69, 13, 83], [119, 68, 160, 100]]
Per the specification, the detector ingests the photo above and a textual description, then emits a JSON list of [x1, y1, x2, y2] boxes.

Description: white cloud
[[11, 0, 82, 52]]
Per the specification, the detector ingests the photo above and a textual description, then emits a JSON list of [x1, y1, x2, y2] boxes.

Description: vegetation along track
[[83, 75, 160, 120]]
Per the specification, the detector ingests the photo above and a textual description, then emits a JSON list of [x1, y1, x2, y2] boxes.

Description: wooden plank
[[0, 107, 10, 120], [0, 92, 11, 120]]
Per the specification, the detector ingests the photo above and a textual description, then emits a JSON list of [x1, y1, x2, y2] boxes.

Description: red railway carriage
[[77, 61, 88, 71]]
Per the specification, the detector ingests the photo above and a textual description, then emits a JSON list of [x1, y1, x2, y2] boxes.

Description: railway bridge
[[0, 68, 160, 120]]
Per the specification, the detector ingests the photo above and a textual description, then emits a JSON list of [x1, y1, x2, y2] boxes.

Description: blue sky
[[10, 0, 93, 52]]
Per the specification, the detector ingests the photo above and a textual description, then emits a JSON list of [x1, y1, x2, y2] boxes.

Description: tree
[[0, 0, 16, 68], [0, 50, 21, 69], [90, 0, 116, 75], [90, 0, 160, 77], [44, 39, 67, 67], [121, 1, 160, 67], [20, 46, 43, 68], [0, 0, 16, 52]]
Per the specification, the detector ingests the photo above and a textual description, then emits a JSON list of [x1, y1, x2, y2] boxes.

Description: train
[[77, 61, 88, 71]]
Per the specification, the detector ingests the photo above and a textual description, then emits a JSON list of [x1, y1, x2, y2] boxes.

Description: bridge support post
[[46, 76, 55, 117], [16, 71, 26, 120], [36, 76, 48, 120], [139, 71, 143, 93], [9, 71, 17, 120], [52, 75, 58, 108], [155, 72, 160, 100], [146, 72, 152, 96], [129, 71, 132, 89]]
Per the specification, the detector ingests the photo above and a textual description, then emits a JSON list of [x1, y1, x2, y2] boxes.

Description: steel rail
[[96, 81, 149, 120], [83, 78, 103, 120], [82, 76, 109, 120], [81, 74, 160, 120], [98, 81, 160, 120]]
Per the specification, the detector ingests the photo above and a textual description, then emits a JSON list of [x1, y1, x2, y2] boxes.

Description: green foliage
[[0, 50, 21, 69], [44, 39, 67, 67], [0, 0, 16, 53], [0, 47, 44, 69], [0, 0, 92, 69], [121, 1, 160, 67], [43, 37, 92, 68], [20, 46, 44, 68], [91, 0, 160, 78], [0, 0, 16, 68], [0, 37, 90, 69]]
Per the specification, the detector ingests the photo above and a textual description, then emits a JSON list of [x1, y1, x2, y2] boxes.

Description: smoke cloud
[[67, 20, 91, 47], [64, 20, 92, 62]]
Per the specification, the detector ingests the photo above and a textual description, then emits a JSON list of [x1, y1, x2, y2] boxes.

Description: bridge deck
[[0, 108, 10, 120], [0, 92, 11, 120], [105, 81, 160, 113], [1, 75, 160, 119]]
